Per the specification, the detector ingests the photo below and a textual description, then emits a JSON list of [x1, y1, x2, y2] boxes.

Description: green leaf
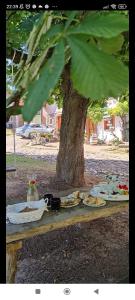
[[26, 12, 52, 64], [19, 13, 43, 32], [39, 24, 64, 50], [67, 13, 129, 38], [64, 11, 78, 30], [41, 24, 64, 40], [108, 100, 129, 117], [67, 36, 129, 100], [22, 40, 65, 122], [15, 24, 64, 89], [6, 106, 22, 122], [97, 34, 124, 54]]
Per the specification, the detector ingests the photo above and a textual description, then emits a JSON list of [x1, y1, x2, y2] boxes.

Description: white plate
[[90, 188, 129, 201], [61, 199, 80, 208], [61, 202, 80, 208], [94, 182, 107, 185]]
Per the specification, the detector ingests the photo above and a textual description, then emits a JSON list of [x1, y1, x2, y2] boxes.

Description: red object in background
[[117, 184, 128, 190], [57, 115, 61, 130], [85, 117, 96, 140], [104, 116, 115, 130], [41, 107, 46, 125], [30, 180, 36, 185]]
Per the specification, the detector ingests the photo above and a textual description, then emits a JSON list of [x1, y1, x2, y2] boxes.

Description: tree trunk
[[121, 115, 129, 142], [56, 64, 89, 187]]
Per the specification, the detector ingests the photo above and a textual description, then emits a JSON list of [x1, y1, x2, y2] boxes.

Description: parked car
[[17, 124, 54, 138], [16, 124, 31, 136]]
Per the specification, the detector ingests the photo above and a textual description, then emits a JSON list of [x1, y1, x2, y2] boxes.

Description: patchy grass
[[6, 154, 56, 172], [6, 154, 56, 203], [6, 129, 13, 135]]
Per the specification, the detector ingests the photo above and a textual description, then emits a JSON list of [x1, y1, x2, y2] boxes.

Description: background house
[[7, 96, 128, 143]]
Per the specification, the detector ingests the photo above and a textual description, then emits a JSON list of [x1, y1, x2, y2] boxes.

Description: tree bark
[[56, 64, 89, 187]]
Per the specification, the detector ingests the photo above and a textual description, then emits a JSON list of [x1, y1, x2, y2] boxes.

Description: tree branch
[[6, 12, 16, 21], [6, 48, 33, 64], [6, 89, 24, 106]]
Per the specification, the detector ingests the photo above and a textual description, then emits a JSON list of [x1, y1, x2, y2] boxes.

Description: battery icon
[[118, 4, 127, 9]]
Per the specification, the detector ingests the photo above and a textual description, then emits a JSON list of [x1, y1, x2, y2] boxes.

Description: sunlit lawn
[[6, 154, 56, 172], [6, 129, 13, 135]]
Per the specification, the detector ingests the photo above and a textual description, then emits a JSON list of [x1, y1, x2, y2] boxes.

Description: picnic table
[[6, 198, 128, 283]]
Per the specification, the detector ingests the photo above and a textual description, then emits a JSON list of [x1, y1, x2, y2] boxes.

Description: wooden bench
[[6, 166, 16, 173], [6, 200, 128, 283]]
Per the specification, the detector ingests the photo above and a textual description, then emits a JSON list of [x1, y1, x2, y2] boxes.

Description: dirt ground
[[16, 212, 128, 284], [6, 135, 129, 283], [6, 135, 129, 163]]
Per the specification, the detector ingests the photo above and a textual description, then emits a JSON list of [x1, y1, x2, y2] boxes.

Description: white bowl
[[6, 199, 48, 224]]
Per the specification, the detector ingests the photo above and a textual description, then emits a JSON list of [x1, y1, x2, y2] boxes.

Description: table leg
[[6, 241, 22, 283]]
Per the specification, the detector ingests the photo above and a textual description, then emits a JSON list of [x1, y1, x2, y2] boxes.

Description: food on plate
[[61, 200, 78, 206], [72, 191, 80, 198], [19, 207, 38, 213], [61, 201, 80, 207], [117, 184, 128, 190], [60, 195, 80, 207], [65, 191, 80, 199], [84, 196, 106, 206], [90, 181, 129, 201], [123, 191, 128, 195], [85, 197, 96, 204], [79, 192, 89, 200], [61, 191, 80, 203], [111, 191, 119, 195], [95, 198, 102, 205], [117, 184, 129, 195]]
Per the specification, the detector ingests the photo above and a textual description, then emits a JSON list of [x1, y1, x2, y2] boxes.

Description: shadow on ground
[[16, 212, 129, 284]]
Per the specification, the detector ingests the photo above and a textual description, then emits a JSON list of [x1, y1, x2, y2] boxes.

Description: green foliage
[[87, 105, 105, 124], [68, 36, 128, 99], [47, 82, 63, 108], [6, 11, 129, 121], [108, 100, 128, 117], [64, 11, 78, 30], [40, 23, 64, 42], [22, 41, 65, 121], [19, 13, 44, 32], [67, 12, 128, 38], [88, 90, 129, 125], [25, 12, 52, 64], [6, 106, 22, 121], [97, 34, 124, 54], [14, 21, 65, 90], [6, 11, 34, 50], [107, 90, 129, 117]]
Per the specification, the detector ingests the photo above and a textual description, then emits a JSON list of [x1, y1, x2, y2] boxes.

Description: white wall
[[97, 117, 123, 142], [114, 116, 122, 141], [97, 120, 105, 140]]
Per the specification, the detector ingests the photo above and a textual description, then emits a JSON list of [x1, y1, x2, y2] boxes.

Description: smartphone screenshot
[[2, 0, 133, 298]]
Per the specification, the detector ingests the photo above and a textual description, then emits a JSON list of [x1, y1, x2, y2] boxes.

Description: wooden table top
[[6, 200, 128, 244]]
